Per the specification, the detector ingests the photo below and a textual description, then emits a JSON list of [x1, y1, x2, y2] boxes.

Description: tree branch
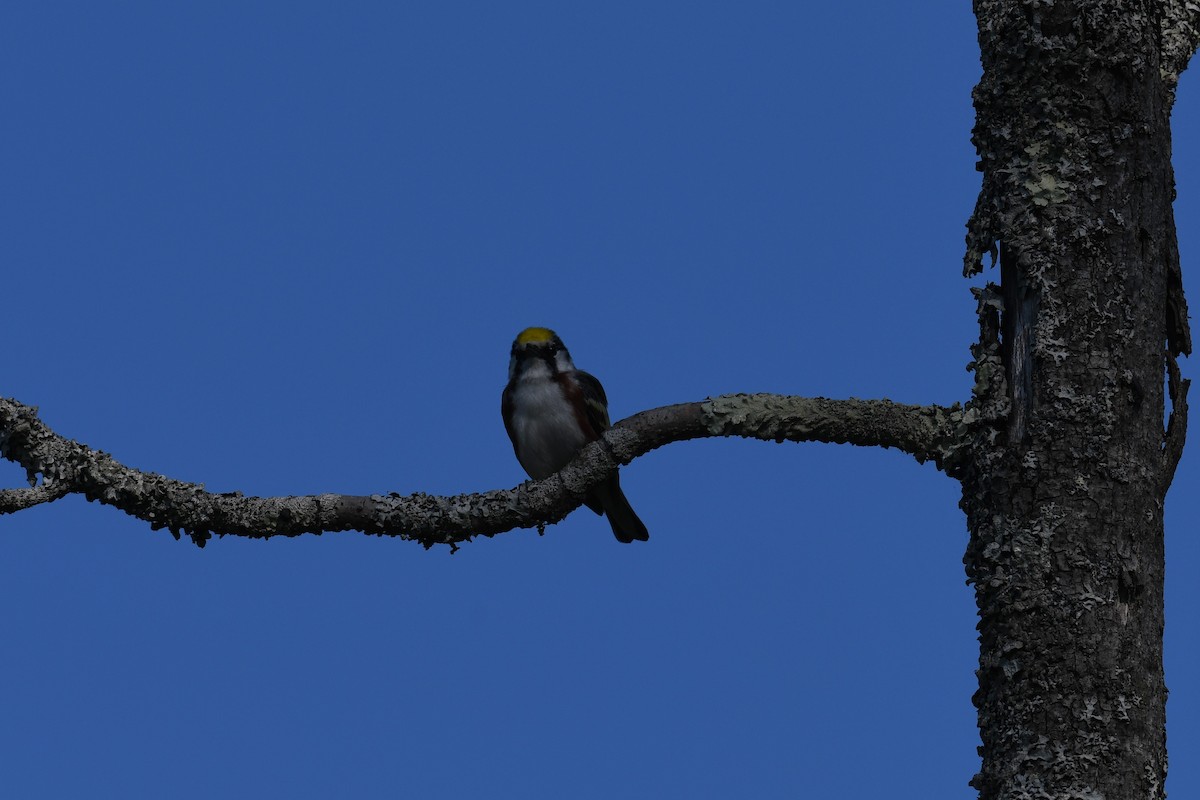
[[0, 394, 965, 548], [0, 482, 71, 513]]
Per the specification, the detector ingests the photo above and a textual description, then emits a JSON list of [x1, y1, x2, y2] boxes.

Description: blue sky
[[1, 4, 1196, 798]]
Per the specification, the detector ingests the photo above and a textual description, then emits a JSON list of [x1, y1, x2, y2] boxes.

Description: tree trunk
[[962, 1, 1192, 796]]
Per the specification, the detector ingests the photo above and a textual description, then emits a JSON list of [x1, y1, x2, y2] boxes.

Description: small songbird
[[501, 327, 649, 543]]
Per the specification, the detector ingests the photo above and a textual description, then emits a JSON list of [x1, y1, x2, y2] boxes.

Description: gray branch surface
[[0, 394, 963, 548]]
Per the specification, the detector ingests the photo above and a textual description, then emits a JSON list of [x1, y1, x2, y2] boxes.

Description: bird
[[501, 326, 649, 543]]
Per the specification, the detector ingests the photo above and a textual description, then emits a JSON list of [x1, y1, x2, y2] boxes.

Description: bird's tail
[[590, 474, 649, 543]]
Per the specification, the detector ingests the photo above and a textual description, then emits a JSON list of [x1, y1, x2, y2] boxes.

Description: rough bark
[[0, 394, 963, 548], [963, 1, 1192, 797]]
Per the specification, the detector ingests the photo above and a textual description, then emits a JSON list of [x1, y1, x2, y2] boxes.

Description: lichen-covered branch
[[697, 394, 964, 468], [0, 482, 71, 513], [0, 394, 963, 548]]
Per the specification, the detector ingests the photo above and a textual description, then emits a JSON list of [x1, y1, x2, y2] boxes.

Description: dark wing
[[501, 383, 518, 450], [574, 370, 611, 434]]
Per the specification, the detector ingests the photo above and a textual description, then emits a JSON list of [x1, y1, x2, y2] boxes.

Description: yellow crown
[[515, 326, 557, 345]]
